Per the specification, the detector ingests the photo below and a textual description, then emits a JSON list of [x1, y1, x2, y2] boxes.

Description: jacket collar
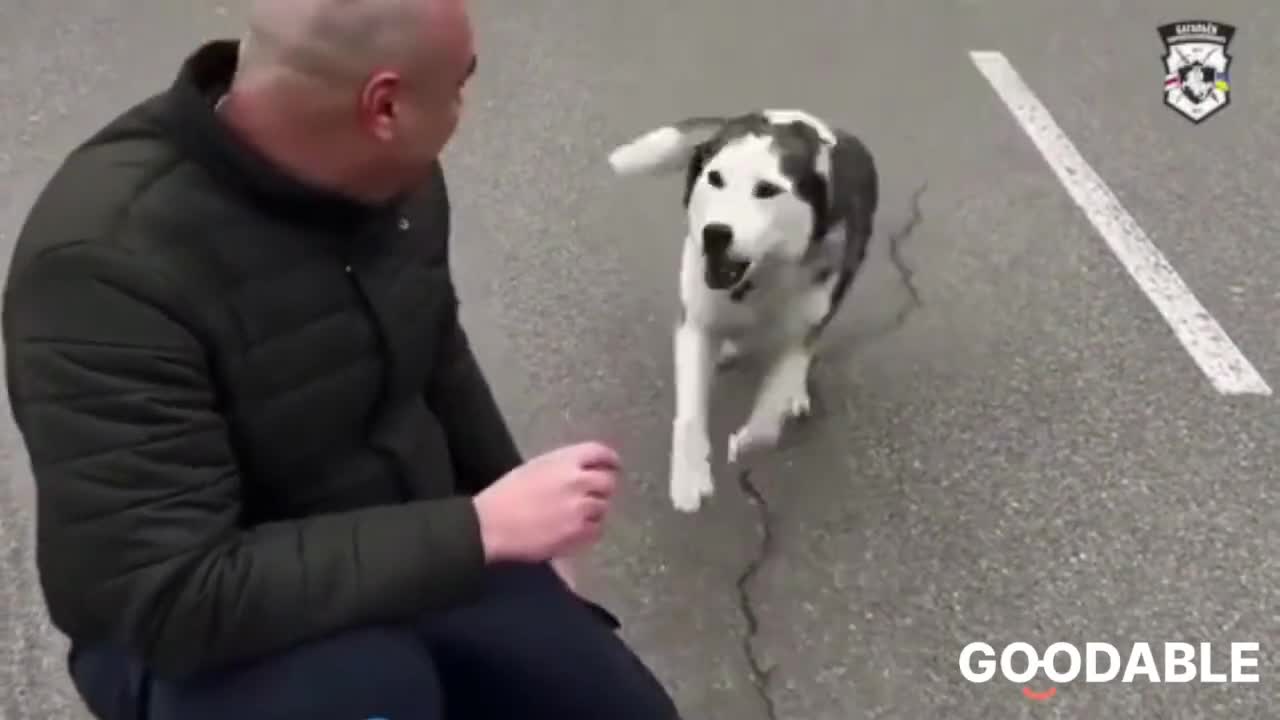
[[160, 39, 400, 233]]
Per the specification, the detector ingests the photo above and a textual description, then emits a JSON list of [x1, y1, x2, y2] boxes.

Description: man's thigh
[[73, 626, 444, 720], [420, 561, 681, 720]]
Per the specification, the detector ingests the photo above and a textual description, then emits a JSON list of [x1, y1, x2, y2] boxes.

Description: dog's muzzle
[[702, 223, 751, 291], [705, 256, 750, 290]]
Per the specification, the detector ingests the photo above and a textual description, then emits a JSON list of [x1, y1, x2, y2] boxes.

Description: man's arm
[[426, 275, 524, 495], [4, 243, 487, 678]]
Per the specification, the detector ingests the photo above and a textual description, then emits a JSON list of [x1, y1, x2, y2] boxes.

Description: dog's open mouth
[[705, 259, 751, 290]]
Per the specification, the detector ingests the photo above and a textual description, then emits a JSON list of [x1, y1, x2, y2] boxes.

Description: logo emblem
[[1159, 21, 1235, 124]]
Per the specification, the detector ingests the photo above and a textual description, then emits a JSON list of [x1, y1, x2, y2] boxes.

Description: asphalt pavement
[[2, 1, 1279, 718]]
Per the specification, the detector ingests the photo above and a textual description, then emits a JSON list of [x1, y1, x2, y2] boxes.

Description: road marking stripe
[[969, 50, 1271, 397]]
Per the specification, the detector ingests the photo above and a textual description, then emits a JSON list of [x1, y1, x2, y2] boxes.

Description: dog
[[606, 109, 879, 512]]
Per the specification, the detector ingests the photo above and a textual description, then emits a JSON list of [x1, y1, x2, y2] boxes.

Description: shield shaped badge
[[1158, 21, 1236, 124]]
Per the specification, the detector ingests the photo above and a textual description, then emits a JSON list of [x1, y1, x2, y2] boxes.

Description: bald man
[[3, 1, 681, 718]]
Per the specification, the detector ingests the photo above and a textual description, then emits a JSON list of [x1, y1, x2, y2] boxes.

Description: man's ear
[[606, 117, 727, 176]]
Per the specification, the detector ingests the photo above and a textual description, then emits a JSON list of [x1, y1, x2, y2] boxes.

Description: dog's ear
[[606, 117, 727, 176]]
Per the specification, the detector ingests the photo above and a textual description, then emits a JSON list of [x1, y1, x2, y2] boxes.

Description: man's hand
[[472, 442, 620, 564]]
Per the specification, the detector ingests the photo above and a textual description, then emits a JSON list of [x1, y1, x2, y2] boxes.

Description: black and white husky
[[607, 110, 879, 512]]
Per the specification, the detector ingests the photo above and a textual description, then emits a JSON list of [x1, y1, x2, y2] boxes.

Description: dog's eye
[[707, 171, 724, 188], [753, 181, 783, 198]]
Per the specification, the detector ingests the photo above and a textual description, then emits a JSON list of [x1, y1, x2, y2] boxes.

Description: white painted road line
[[968, 50, 1271, 397]]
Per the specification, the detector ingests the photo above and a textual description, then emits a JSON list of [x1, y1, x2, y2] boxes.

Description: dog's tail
[[606, 117, 727, 176]]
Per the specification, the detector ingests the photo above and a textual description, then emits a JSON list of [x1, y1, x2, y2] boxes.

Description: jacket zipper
[[343, 240, 413, 502]]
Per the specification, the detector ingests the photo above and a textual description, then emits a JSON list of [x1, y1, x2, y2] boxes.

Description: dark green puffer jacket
[[3, 39, 522, 677]]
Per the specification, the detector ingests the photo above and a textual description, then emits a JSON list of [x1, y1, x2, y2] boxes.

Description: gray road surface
[[3, 1, 1279, 718]]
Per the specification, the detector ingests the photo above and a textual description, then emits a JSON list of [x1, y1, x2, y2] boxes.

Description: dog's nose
[[702, 223, 734, 256]]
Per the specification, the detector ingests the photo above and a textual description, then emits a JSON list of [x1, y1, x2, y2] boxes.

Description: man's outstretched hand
[[473, 442, 620, 564]]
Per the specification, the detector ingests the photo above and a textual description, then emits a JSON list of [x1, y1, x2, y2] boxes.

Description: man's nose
[[702, 223, 733, 256]]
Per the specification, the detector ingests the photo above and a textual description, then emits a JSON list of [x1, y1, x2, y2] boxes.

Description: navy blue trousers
[[70, 562, 680, 719]]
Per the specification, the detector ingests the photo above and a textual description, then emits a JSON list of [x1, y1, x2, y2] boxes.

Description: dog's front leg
[[670, 317, 716, 512], [727, 345, 813, 463]]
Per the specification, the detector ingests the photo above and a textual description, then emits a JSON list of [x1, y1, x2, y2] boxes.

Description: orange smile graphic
[[1022, 686, 1057, 701]]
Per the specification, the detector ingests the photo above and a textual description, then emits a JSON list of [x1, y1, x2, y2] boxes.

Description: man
[[2, 0, 681, 718]]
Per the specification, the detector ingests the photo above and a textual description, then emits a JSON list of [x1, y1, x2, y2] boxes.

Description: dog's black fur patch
[[806, 131, 879, 345], [773, 122, 831, 241], [681, 114, 773, 206]]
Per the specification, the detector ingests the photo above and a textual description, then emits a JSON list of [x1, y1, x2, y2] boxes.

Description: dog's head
[[608, 110, 838, 290]]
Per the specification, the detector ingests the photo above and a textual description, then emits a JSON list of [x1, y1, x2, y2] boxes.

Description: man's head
[[225, 0, 477, 202]]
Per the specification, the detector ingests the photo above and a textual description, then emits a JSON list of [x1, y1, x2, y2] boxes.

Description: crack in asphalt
[[734, 469, 779, 720], [730, 183, 929, 720], [851, 180, 929, 347]]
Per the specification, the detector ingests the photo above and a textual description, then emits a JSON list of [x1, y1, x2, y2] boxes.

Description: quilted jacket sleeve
[[3, 243, 487, 678]]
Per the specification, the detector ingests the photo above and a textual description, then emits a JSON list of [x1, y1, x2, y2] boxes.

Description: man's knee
[[424, 562, 681, 718], [510, 620, 680, 719], [556, 624, 682, 719], [147, 626, 442, 720]]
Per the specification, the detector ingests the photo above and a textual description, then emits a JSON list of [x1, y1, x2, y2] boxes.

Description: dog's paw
[[785, 390, 812, 420], [670, 460, 714, 513], [670, 421, 715, 512], [671, 471, 713, 513], [727, 421, 781, 464]]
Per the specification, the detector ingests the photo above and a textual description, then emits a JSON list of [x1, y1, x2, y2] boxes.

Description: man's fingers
[[575, 469, 617, 499], [568, 441, 621, 471], [577, 507, 607, 546], [580, 495, 610, 523]]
